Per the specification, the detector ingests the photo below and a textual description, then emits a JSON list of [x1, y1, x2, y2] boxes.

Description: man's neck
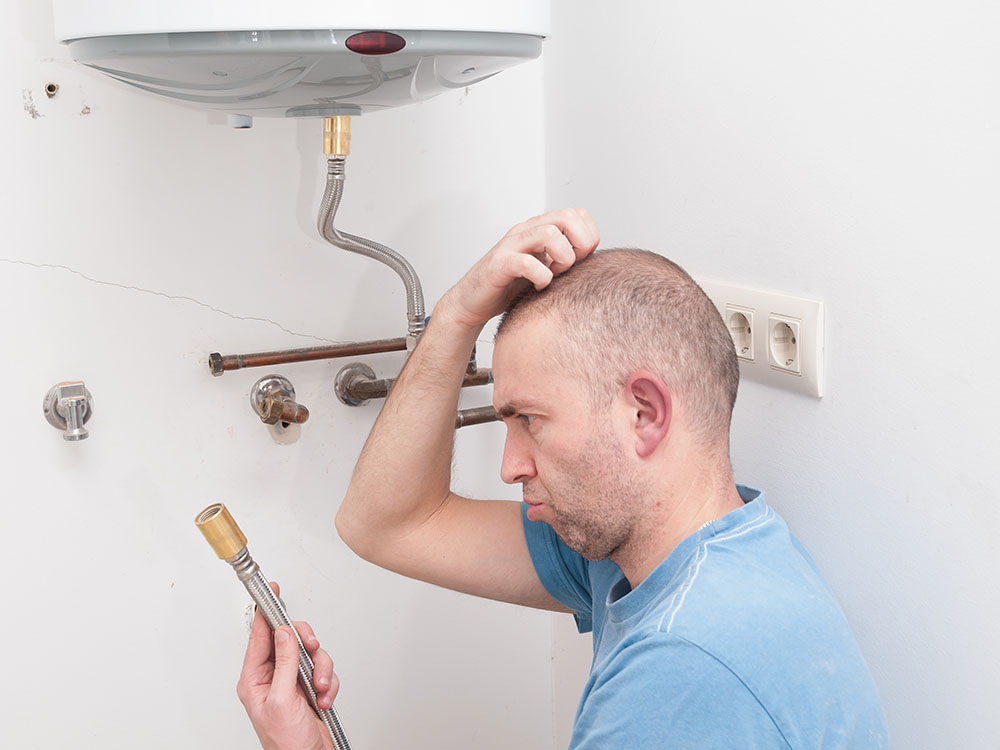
[[611, 466, 744, 587]]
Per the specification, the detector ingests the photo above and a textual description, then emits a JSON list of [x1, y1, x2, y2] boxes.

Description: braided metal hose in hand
[[195, 503, 352, 750]]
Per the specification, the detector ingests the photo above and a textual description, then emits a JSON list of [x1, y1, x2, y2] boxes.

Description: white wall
[[9, 2, 998, 749], [2, 2, 555, 748], [545, 1, 1000, 748]]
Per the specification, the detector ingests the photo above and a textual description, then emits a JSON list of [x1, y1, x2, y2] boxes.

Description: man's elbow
[[335, 504, 372, 562]]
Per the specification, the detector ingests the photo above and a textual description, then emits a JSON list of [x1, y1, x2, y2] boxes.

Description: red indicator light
[[345, 31, 406, 55]]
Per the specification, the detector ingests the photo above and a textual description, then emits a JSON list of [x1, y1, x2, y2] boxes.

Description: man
[[239, 209, 888, 748]]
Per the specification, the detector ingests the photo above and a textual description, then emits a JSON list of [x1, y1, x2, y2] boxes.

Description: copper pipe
[[349, 369, 493, 402], [455, 406, 500, 429], [209, 337, 408, 376]]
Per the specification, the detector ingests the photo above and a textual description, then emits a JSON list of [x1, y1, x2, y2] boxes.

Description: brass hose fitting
[[324, 116, 351, 156], [195, 503, 247, 560]]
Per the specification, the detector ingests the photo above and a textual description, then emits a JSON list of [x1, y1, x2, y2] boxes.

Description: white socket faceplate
[[699, 279, 825, 398]]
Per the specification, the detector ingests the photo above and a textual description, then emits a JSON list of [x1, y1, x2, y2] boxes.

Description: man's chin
[[555, 529, 613, 562]]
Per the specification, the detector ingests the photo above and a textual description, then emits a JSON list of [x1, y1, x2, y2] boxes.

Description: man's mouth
[[523, 499, 544, 521]]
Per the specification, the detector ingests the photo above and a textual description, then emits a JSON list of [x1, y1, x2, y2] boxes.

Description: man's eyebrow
[[495, 401, 544, 420], [497, 401, 544, 419], [495, 403, 519, 420]]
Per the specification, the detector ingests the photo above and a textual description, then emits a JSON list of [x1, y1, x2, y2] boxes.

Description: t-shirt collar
[[605, 485, 765, 622]]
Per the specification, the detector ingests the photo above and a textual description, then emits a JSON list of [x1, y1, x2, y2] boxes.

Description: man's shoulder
[[623, 512, 888, 749]]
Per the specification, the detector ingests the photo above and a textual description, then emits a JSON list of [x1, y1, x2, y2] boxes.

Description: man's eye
[[518, 414, 536, 427]]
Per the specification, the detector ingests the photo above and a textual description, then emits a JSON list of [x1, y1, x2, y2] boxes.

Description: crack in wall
[[0, 257, 340, 344]]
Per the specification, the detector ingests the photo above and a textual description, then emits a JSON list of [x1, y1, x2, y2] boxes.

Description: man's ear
[[624, 371, 672, 458]]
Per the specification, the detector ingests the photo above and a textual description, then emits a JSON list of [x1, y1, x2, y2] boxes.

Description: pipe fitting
[[250, 375, 309, 427], [334, 363, 378, 407], [194, 503, 247, 560], [335, 362, 495, 418], [323, 116, 351, 156], [259, 396, 309, 426]]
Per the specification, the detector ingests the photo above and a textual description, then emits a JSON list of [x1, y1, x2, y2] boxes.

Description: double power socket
[[698, 279, 825, 398]]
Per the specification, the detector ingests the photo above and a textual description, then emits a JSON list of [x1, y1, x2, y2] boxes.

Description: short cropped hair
[[495, 248, 739, 446]]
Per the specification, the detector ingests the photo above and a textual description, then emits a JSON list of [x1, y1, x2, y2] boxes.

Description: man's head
[[496, 248, 738, 444], [491, 248, 739, 561]]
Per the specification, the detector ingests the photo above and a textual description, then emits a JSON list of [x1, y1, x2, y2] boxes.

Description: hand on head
[[236, 581, 338, 750], [441, 208, 600, 329]]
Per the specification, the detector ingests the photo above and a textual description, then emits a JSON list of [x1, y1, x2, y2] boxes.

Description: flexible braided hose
[[195, 504, 352, 749], [231, 550, 352, 749], [318, 157, 426, 337]]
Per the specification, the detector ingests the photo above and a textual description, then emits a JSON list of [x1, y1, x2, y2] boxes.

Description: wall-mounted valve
[[43, 381, 93, 441], [250, 375, 309, 428], [334, 362, 500, 428]]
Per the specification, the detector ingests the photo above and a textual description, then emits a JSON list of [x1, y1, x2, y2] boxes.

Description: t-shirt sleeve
[[521, 503, 594, 632], [572, 633, 790, 750]]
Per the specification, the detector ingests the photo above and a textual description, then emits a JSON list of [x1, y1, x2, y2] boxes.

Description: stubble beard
[[534, 430, 644, 563]]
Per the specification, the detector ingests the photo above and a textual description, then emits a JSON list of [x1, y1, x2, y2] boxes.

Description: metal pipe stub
[[456, 406, 500, 428], [335, 363, 493, 406], [209, 337, 408, 376], [195, 503, 247, 560]]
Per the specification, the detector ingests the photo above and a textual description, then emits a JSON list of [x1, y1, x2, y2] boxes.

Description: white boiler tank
[[52, 0, 550, 118]]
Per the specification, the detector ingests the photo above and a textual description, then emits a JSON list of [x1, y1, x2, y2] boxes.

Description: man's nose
[[500, 428, 536, 485]]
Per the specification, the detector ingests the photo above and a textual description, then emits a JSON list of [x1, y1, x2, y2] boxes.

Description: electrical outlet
[[725, 305, 755, 362], [698, 279, 825, 397], [768, 314, 800, 373]]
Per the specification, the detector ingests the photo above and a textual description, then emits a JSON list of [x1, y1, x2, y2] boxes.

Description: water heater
[[52, 0, 550, 118]]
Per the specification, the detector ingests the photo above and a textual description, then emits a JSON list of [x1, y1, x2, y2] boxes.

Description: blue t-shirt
[[522, 486, 888, 749]]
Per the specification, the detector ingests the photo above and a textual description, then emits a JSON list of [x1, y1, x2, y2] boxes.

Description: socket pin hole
[[45, 82, 59, 97], [771, 322, 797, 366], [728, 312, 752, 355]]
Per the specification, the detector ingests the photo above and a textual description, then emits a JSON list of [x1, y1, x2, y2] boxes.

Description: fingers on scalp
[[553, 208, 597, 255], [575, 207, 600, 248], [503, 219, 531, 239], [506, 252, 553, 290]]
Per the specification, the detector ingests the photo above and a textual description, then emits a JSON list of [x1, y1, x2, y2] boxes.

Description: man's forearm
[[336, 209, 599, 568], [335, 297, 482, 560]]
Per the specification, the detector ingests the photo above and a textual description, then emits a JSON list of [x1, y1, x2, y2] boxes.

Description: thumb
[[270, 626, 302, 701]]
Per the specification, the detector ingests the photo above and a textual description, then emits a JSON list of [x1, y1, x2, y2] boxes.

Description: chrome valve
[[250, 375, 309, 427], [43, 381, 93, 441]]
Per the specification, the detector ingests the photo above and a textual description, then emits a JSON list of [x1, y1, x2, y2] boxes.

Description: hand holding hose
[[238, 582, 339, 750]]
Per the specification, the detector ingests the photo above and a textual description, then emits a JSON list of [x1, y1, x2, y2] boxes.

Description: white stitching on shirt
[[657, 507, 775, 634]]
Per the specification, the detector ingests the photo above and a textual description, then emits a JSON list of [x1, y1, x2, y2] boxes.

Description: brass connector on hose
[[324, 116, 351, 156], [195, 503, 247, 560]]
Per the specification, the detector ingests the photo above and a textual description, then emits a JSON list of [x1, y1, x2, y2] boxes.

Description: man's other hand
[[236, 582, 338, 750], [440, 208, 600, 329]]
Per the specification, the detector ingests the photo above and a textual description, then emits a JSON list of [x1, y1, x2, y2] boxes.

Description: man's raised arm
[[335, 209, 599, 610]]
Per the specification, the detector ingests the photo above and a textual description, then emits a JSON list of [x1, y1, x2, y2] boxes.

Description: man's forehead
[[492, 320, 586, 412], [493, 316, 553, 382]]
